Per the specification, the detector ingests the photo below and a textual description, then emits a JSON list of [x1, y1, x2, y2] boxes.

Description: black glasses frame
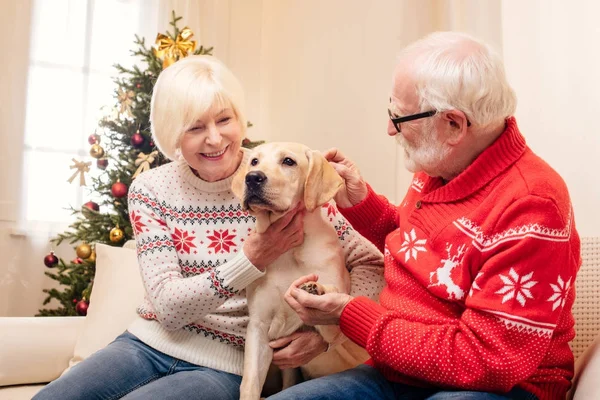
[[388, 109, 437, 133], [388, 108, 472, 133]]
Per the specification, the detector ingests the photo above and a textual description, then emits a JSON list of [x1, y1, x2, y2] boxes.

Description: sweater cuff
[[339, 296, 386, 349], [338, 185, 389, 232], [215, 250, 265, 294]]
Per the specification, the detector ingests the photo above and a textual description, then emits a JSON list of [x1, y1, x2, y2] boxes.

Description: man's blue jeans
[[267, 364, 538, 400], [32, 331, 242, 400]]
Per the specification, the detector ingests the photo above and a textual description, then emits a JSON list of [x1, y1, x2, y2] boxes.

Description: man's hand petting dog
[[284, 274, 353, 326], [243, 203, 305, 271], [269, 330, 328, 369]]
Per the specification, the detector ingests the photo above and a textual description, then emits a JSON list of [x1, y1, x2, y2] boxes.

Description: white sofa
[[1, 238, 599, 399]]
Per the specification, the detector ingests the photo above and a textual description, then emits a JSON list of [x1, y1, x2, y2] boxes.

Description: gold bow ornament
[[117, 88, 135, 117], [152, 27, 197, 69], [67, 159, 92, 186], [133, 151, 158, 179]]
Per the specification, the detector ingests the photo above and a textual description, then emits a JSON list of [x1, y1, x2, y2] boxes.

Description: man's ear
[[304, 150, 343, 212], [440, 110, 469, 145], [230, 160, 248, 208]]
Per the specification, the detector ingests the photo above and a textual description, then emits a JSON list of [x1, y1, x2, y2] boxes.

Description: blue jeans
[[267, 364, 538, 400], [33, 331, 242, 400]]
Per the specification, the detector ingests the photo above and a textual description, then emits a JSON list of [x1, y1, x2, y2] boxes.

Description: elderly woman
[[33, 55, 384, 400]]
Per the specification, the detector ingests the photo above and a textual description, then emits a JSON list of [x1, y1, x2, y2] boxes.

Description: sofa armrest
[[0, 317, 85, 387]]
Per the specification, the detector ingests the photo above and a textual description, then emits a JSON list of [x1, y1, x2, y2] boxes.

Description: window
[[22, 0, 159, 222]]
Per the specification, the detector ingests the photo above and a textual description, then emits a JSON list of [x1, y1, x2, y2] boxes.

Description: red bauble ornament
[[136, 83, 142, 88], [149, 140, 154, 147], [75, 300, 89, 316], [44, 252, 59, 268], [73, 298, 78, 303], [83, 201, 99, 212], [88, 134, 100, 145], [131, 132, 144, 148], [97, 158, 109, 170], [111, 182, 128, 198], [72, 257, 84, 264]]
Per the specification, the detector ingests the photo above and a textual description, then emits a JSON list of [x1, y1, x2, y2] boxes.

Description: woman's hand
[[284, 274, 353, 326], [322, 148, 368, 208], [269, 330, 327, 369], [243, 205, 305, 271]]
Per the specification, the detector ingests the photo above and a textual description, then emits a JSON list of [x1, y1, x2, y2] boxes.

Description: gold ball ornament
[[76, 243, 93, 259], [89, 144, 105, 159], [86, 251, 96, 263], [110, 227, 124, 243]]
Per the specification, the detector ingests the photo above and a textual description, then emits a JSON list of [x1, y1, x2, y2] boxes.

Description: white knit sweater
[[127, 149, 384, 376]]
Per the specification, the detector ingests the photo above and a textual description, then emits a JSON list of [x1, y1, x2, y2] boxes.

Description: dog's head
[[231, 142, 343, 230]]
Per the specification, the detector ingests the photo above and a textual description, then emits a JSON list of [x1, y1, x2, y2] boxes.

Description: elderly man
[[273, 32, 580, 400]]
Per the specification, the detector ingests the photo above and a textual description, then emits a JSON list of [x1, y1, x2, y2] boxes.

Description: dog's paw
[[298, 281, 325, 295]]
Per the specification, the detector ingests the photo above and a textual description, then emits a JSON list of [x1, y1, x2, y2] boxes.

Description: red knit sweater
[[339, 118, 580, 400]]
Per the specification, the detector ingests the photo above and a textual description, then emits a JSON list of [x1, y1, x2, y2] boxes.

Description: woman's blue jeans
[[32, 331, 242, 400], [267, 364, 538, 400]]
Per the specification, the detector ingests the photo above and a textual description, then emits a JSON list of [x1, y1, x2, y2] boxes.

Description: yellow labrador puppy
[[231, 142, 367, 400]]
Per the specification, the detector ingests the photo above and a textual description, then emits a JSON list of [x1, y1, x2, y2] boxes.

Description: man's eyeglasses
[[387, 108, 437, 133], [388, 101, 472, 133]]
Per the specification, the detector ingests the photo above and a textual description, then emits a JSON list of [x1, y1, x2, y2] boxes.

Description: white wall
[[223, 0, 503, 203], [501, 0, 600, 237], [0, 1, 30, 223]]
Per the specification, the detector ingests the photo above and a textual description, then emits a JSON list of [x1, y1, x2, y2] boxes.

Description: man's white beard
[[394, 126, 450, 176]]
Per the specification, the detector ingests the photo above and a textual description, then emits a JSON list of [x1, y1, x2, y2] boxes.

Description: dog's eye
[[282, 157, 296, 166], [250, 158, 259, 166]]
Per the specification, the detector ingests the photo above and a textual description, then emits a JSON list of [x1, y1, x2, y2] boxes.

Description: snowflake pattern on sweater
[[339, 118, 581, 400], [126, 150, 385, 375]]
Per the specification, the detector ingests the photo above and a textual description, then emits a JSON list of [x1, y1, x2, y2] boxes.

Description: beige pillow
[[65, 241, 144, 370], [571, 334, 600, 399]]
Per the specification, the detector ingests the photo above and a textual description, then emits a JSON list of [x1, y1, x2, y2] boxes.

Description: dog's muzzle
[[243, 171, 269, 209], [245, 171, 267, 192]]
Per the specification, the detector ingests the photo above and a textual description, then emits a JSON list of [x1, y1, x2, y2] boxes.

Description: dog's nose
[[245, 171, 267, 190]]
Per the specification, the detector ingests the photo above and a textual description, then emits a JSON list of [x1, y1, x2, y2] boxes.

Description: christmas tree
[[39, 12, 263, 317]]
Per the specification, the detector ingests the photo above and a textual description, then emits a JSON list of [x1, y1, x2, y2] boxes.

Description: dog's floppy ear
[[304, 149, 343, 212], [230, 159, 248, 209]]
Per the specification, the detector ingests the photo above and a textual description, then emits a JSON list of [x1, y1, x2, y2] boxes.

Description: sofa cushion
[[66, 242, 144, 370], [0, 384, 44, 400], [571, 334, 600, 399]]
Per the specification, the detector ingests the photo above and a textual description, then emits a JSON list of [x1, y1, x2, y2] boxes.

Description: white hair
[[398, 31, 517, 129], [150, 55, 247, 160]]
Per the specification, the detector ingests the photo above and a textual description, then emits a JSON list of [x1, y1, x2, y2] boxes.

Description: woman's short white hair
[[398, 31, 517, 129], [150, 55, 247, 160]]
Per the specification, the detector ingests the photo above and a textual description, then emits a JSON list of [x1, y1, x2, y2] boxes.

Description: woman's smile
[[200, 145, 228, 160]]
